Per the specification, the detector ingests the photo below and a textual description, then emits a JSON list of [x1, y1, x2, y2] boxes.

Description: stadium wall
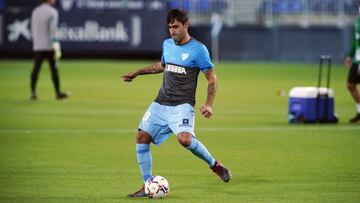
[[0, 0, 167, 59], [0, 0, 353, 63], [190, 25, 351, 63]]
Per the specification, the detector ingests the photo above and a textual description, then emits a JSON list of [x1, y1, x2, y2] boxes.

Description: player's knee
[[136, 130, 151, 144], [177, 132, 192, 147], [347, 83, 356, 91]]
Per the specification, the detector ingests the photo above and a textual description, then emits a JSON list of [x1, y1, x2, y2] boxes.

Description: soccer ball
[[144, 175, 170, 198]]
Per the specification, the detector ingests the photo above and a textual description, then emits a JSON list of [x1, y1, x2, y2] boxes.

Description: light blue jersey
[[155, 38, 214, 106], [140, 38, 214, 145], [161, 38, 213, 71]]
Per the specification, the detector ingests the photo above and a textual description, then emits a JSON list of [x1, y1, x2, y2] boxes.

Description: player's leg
[[347, 82, 360, 123], [177, 132, 231, 182], [346, 64, 360, 123], [30, 52, 44, 100], [47, 52, 68, 100], [177, 132, 215, 167], [172, 103, 231, 182], [136, 130, 152, 184], [128, 102, 172, 198], [127, 130, 152, 198]]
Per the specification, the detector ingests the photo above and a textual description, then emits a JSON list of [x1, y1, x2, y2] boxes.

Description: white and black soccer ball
[[144, 175, 170, 198]]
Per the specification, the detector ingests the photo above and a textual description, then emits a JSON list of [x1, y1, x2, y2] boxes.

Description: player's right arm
[[121, 62, 164, 82]]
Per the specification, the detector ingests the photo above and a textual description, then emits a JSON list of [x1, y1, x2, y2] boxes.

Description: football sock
[[356, 103, 360, 113], [186, 137, 216, 167], [136, 144, 152, 184]]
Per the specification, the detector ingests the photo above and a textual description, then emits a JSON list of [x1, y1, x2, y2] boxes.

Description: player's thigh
[[139, 102, 173, 145], [169, 103, 195, 137], [347, 64, 360, 84]]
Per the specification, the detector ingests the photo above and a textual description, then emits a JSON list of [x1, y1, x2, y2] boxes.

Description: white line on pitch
[[0, 126, 359, 134]]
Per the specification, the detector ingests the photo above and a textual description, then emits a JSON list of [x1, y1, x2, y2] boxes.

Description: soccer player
[[30, 0, 68, 101], [122, 9, 231, 198], [344, 10, 360, 123]]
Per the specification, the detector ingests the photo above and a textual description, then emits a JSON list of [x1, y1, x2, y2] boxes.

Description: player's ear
[[184, 21, 189, 29]]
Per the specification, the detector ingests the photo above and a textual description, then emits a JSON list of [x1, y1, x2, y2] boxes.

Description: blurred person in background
[[30, 0, 68, 101], [122, 9, 231, 198], [344, 6, 360, 123]]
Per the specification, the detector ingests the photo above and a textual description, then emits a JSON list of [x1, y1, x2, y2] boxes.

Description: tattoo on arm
[[136, 62, 164, 75], [204, 69, 217, 106], [207, 83, 216, 105]]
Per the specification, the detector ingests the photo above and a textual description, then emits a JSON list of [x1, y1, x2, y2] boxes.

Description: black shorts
[[347, 63, 360, 84], [33, 51, 55, 61]]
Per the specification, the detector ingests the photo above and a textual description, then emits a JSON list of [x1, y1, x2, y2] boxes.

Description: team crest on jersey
[[181, 53, 189, 61]]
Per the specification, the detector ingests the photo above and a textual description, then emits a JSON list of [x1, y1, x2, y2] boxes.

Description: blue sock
[[136, 144, 152, 184], [186, 138, 216, 167]]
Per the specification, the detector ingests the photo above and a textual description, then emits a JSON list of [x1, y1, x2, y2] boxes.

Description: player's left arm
[[50, 11, 61, 60], [200, 68, 217, 118]]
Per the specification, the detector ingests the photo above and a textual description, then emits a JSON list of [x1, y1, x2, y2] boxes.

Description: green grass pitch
[[0, 60, 359, 202]]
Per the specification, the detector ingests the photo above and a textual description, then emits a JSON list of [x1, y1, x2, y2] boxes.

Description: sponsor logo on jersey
[[165, 64, 187, 74], [179, 118, 192, 127]]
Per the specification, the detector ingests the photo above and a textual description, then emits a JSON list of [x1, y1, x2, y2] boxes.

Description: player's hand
[[121, 72, 137, 82], [200, 104, 213, 118], [344, 56, 352, 69], [52, 41, 62, 60]]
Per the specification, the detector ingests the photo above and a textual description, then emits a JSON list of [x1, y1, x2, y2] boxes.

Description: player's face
[[168, 20, 189, 45], [48, 0, 56, 5]]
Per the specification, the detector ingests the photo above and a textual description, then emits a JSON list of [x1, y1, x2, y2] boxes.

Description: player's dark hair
[[167, 9, 188, 25]]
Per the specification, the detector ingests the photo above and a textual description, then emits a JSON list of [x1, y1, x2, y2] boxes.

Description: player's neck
[[178, 34, 191, 45]]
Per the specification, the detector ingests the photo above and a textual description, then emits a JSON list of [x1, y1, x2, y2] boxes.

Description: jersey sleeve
[[348, 30, 356, 58], [349, 18, 360, 58], [195, 44, 214, 72], [161, 41, 165, 65], [49, 9, 59, 42]]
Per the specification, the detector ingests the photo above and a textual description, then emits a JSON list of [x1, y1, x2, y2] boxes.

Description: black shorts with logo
[[348, 63, 360, 84]]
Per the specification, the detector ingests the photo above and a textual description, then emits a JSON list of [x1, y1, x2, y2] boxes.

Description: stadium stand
[[168, 0, 358, 26]]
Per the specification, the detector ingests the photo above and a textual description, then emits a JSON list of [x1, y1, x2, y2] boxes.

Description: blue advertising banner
[[0, 0, 4, 10], [1, 0, 168, 53], [58, 0, 164, 12], [0, 14, 2, 46]]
